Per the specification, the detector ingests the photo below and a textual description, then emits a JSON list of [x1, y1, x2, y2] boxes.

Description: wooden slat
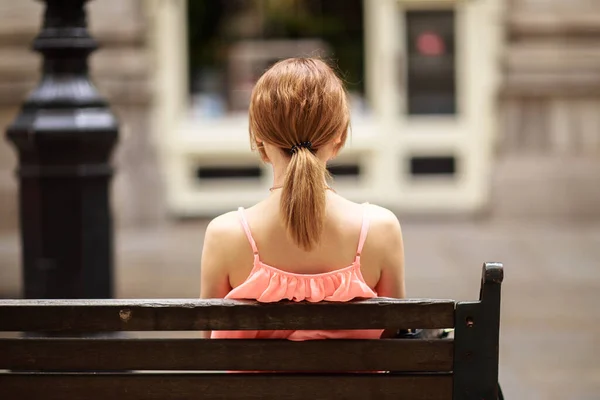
[[0, 373, 453, 400], [0, 298, 455, 332], [0, 338, 453, 372]]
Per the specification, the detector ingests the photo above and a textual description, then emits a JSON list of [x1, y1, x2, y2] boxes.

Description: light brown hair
[[249, 58, 350, 250]]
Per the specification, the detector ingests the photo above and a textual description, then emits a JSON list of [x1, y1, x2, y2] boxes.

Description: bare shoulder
[[204, 211, 246, 252], [206, 211, 241, 237], [201, 211, 246, 300], [366, 204, 401, 229], [365, 204, 403, 246], [363, 205, 405, 299]]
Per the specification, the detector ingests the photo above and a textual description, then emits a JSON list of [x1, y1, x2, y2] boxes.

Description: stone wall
[[493, 0, 600, 219], [0, 0, 164, 233], [500, 1, 600, 153]]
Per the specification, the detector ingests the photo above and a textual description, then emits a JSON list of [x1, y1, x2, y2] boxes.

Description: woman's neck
[[270, 168, 331, 192], [270, 154, 330, 189], [270, 162, 289, 189]]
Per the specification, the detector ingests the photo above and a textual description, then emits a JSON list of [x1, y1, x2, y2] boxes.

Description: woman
[[200, 57, 405, 340]]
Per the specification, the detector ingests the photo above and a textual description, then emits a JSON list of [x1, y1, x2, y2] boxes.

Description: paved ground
[[1, 217, 600, 399]]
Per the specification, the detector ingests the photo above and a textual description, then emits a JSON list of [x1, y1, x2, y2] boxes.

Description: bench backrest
[[0, 262, 503, 400]]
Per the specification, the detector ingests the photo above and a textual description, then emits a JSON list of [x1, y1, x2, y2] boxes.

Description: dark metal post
[[5, 0, 118, 299]]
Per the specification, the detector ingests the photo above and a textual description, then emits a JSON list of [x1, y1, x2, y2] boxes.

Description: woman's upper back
[[201, 192, 404, 299], [231, 199, 374, 299], [204, 193, 405, 340]]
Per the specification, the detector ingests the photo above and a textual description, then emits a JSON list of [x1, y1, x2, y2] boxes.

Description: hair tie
[[289, 141, 312, 155]]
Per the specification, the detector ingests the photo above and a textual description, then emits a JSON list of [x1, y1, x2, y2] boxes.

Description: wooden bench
[[0, 262, 503, 400]]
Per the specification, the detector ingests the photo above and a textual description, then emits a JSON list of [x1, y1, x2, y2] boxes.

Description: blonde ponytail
[[281, 147, 329, 251], [249, 58, 350, 250]]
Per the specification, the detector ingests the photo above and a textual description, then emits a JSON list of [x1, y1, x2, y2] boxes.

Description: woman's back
[[199, 58, 405, 340], [228, 193, 379, 289], [204, 193, 403, 340]]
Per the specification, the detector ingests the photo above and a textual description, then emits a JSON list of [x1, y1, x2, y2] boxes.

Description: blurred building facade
[[0, 0, 599, 233]]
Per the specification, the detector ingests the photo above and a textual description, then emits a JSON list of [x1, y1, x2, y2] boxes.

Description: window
[[409, 155, 456, 177], [186, 0, 366, 119], [405, 10, 456, 116]]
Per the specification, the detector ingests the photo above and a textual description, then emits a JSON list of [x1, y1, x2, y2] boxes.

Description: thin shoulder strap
[[237, 207, 259, 256], [356, 203, 370, 259]]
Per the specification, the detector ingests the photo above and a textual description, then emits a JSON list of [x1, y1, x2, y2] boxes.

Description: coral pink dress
[[211, 203, 382, 340]]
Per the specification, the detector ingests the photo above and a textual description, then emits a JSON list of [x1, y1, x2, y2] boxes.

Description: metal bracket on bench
[[453, 262, 503, 400]]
